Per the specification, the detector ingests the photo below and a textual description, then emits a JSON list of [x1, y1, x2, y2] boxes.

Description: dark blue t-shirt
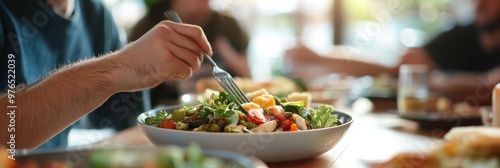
[[0, 0, 150, 150], [425, 25, 500, 73]]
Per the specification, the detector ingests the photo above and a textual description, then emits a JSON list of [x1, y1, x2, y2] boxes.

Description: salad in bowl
[[145, 89, 339, 133], [138, 89, 353, 162]]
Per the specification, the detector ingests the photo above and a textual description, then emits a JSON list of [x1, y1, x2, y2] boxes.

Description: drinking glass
[[398, 64, 429, 114]]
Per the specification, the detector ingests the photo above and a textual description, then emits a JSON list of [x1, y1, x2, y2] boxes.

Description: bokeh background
[[104, 0, 473, 81]]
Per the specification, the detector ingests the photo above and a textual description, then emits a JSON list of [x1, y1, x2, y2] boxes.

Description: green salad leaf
[[197, 92, 238, 119], [273, 96, 283, 106], [282, 101, 309, 120], [216, 91, 236, 105], [181, 105, 196, 116], [145, 110, 171, 127], [309, 105, 338, 129]]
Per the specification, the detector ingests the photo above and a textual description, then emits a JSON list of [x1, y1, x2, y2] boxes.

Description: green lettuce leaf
[[309, 105, 338, 128], [145, 110, 171, 127]]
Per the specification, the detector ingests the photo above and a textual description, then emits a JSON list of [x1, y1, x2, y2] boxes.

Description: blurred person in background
[[0, 0, 210, 149], [285, 0, 500, 105], [129, 0, 250, 107]]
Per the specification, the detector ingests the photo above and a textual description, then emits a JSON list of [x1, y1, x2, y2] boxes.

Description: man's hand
[[113, 21, 212, 92]]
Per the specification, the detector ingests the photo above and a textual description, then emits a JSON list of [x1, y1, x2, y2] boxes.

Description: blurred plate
[[390, 110, 483, 130]]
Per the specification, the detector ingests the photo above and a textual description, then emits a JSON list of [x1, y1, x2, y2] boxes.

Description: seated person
[[285, 0, 500, 105], [128, 0, 250, 106], [0, 0, 211, 149]]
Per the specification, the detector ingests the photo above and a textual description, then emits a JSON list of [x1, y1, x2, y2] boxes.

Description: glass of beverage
[[398, 64, 429, 114]]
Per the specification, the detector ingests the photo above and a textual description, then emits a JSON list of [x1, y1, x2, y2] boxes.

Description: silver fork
[[164, 10, 250, 106]]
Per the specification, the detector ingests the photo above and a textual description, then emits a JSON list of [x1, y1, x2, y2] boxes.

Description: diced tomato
[[247, 109, 268, 125], [275, 114, 286, 122], [280, 119, 295, 131], [159, 119, 176, 129]]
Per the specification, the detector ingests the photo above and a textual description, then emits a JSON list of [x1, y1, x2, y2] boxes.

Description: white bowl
[[137, 104, 353, 163]]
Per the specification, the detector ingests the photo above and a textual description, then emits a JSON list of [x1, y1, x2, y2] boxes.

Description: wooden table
[[95, 101, 445, 168]]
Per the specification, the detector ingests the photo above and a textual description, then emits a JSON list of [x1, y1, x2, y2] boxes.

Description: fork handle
[[164, 10, 182, 23], [203, 54, 217, 67], [164, 10, 217, 68]]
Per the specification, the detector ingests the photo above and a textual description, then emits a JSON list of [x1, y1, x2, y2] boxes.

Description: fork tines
[[214, 74, 250, 105]]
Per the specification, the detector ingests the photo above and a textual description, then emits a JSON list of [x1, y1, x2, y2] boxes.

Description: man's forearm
[[0, 54, 123, 149], [323, 58, 396, 77], [430, 70, 500, 106]]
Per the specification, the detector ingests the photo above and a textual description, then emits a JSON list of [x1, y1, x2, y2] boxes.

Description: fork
[[164, 10, 250, 106]]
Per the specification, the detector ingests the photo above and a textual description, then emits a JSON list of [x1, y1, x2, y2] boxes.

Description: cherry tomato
[[247, 109, 268, 125], [159, 119, 176, 129], [280, 119, 295, 131], [275, 114, 286, 122]]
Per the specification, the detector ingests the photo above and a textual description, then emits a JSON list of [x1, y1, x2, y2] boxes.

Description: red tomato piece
[[159, 119, 176, 129], [275, 114, 286, 122], [280, 119, 294, 131], [247, 109, 268, 125]]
